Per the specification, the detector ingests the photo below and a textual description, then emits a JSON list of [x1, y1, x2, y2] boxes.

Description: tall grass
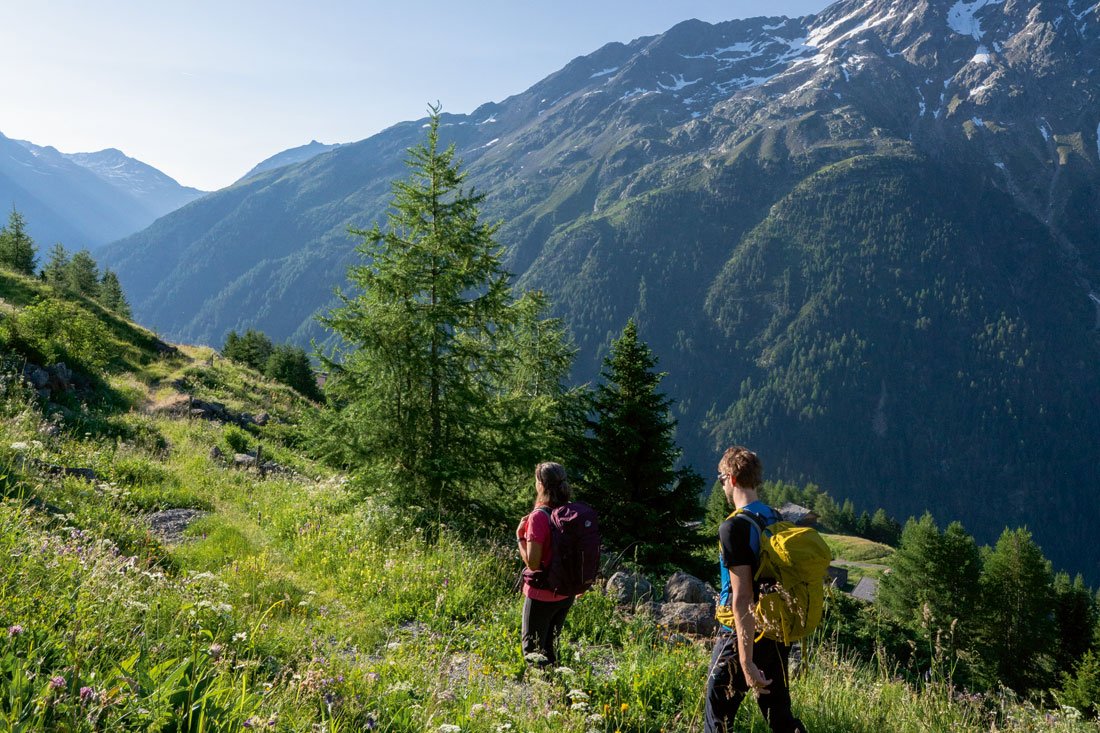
[[0, 343, 1096, 731]]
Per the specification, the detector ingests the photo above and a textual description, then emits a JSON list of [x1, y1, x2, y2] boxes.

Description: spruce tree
[[0, 207, 37, 275], [265, 344, 322, 401], [97, 270, 132, 318], [316, 105, 564, 517], [1052, 572, 1098, 676], [222, 329, 274, 371], [578, 319, 703, 568]]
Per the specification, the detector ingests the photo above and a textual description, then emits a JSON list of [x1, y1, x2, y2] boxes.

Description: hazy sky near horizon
[[3, 1, 830, 191]]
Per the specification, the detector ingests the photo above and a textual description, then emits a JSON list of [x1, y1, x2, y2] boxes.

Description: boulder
[[46, 363, 72, 391], [24, 365, 49, 389], [209, 445, 224, 460], [233, 453, 257, 469], [606, 571, 654, 606], [657, 602, 717, 636], [664, 571, 714, 605]]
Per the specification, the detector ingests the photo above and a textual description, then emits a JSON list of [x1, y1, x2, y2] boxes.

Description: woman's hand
[[516, 516, 529, 540]]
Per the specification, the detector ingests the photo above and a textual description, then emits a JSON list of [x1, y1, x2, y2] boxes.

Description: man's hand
[[742, 661, 772, 695]]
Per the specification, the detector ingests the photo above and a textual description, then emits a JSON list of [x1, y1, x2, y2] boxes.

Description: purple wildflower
[[49, 675, 66, 690], [7, 625, 23, 637], [79, 686, 96, 704]]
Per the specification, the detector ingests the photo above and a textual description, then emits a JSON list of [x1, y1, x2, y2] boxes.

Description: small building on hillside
[[777, 502, 819, 527], [827, 565, 849, 588], [851, 576, 880, 603]]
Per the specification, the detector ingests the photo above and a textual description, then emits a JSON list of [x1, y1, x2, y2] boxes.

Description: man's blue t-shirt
[[717, 501, 779, 630]]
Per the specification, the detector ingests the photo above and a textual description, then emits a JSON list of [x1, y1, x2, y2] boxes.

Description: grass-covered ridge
[[1, 271, 1097, 731]]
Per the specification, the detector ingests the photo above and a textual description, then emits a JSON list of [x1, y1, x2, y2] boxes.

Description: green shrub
[[223, 424, 253, 454], [2, 298, 117, 372]]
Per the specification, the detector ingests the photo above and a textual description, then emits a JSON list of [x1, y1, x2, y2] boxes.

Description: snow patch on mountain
[[658, 74, 701, 91], [590, 67, 619, 78], [947, 0, 1005, 41]]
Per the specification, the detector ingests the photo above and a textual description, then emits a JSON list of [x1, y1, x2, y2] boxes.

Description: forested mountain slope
[[101, 0, 1100, 580]]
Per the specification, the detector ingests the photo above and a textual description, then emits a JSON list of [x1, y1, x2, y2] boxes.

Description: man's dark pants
[[705, 631, 806, 733]]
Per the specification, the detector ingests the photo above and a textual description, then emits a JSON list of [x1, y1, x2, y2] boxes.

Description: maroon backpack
[[523, 502, 601, 596]]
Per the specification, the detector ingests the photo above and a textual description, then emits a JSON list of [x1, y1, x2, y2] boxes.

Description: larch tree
[[976, 527, 1056, 692], [877, 513, 982, 678], [64, 249, 100, 298], [316, 105, 571, 520], [42, 243, 70, 286]]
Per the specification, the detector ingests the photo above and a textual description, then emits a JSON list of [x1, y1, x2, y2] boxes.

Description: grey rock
[[25, 366, 49, 389], [253, 412, 270, 426], [606, 571, 653, 606], [209, 445, 224, 460], [657, 602, 717, 636], [233, 453, 257, 469], [664, 571, 714, 605], [47, 363, 72, 390], [146, 508, 207, 543]]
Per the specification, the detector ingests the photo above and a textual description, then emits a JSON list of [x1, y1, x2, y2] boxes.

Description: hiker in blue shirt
[[707, 446, 806, 733]]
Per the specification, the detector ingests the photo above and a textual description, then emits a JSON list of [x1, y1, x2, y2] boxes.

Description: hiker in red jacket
[[707, 446, 806, 733], [516, 461, 574, 666]]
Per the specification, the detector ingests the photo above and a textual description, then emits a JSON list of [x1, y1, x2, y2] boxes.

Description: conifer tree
[[64, 249, 100, 298], [222, 329, 274, 371], [316, 105, 567, 517], [97, 270, 132, 318], [878, 514, 982, 657], [265, 344, 322, 401], [577, 319, 703, 568], [1052, 572, 1098, 676], [976, 527, 1056, 691], [0, 207, 37, 275], [42, 243, 69, 286]]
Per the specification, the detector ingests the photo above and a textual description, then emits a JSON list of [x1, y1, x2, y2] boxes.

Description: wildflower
[[364, 714, 378, 729], [553, 666, 576, 676], [49, 675, 66, 690], [524, 652, 548, 665], [243, 717, 260, 729], [79, 686, 96, 704], [469, 703, 486, 715], [621, 702, 629, 713], [208, 643, 224, 659], [568, 689, 589, 701], [7, 625, 23, 637], [438, 725, 461, 733], [233, 632, 247, 642]]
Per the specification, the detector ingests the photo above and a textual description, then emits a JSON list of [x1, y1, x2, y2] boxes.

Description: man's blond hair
[[718, 446, 762, 489]]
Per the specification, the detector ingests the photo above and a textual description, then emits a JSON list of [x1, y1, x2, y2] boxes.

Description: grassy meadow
[[1, 270, 1097, 732]]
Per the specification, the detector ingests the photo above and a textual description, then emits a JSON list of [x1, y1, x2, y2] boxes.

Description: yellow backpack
[[715, 508, 833, 644]]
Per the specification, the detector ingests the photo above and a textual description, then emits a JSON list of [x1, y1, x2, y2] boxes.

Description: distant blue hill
[[0, 132, 206, 251]]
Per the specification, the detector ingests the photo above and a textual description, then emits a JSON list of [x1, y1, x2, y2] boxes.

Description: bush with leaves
[[1, 298, 115, 372]]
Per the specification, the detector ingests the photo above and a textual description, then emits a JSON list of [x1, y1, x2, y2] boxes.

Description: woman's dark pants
[[521, 595, 573, 666]]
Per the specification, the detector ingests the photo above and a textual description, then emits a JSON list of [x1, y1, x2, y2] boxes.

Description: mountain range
[[99, 0, 1100, 580], [0, 133, 206, 250]]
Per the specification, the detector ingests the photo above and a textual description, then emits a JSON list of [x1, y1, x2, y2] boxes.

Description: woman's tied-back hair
[[536, 462, 572, 506], [719, 446, 762, 489]]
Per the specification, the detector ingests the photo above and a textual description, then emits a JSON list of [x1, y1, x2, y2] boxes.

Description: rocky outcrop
[[606, 571, 654, 606]]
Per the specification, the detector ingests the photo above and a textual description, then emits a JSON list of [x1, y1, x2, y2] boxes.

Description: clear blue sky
[[1, 1, 830, 191]]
